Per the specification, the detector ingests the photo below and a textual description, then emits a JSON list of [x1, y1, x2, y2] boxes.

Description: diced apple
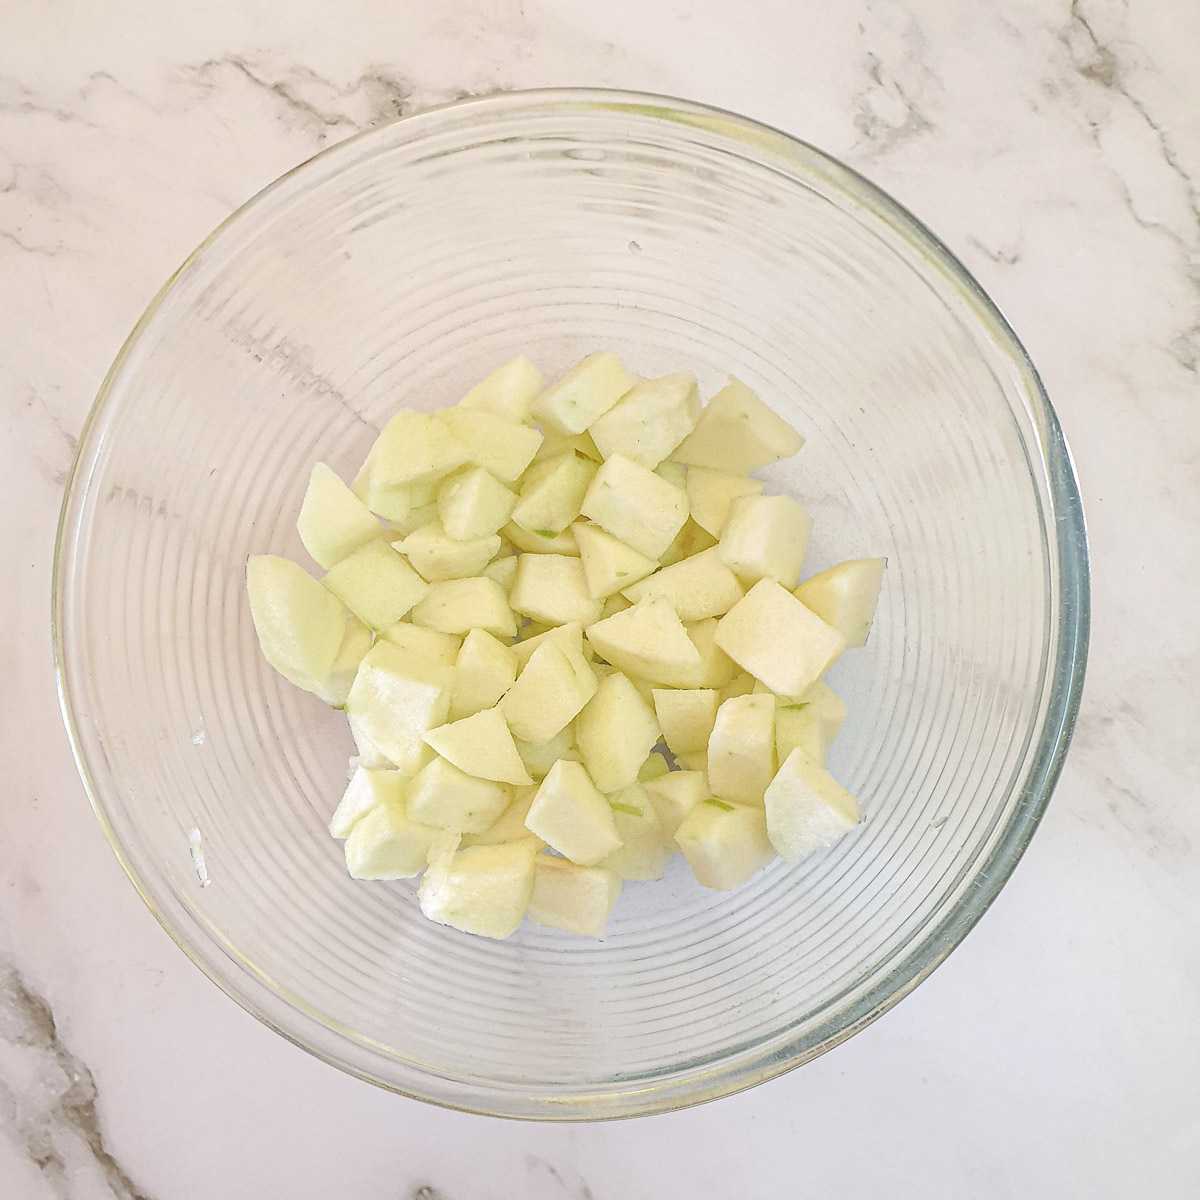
[[587, 372, 700, 467], [638, 751, 671, 782], [775, 702, 828, 768], [435, 467, 517, 540], [718, 494, 813, 589], [686, 466, 765, 538], [764, 748, 860, 861], [501, 631, 598, 744], [296, 463, 381, 569], [462, 786, 545, 848], [419, 841, 538, 938], [573, 523, 659, 599], [246, 554, 350, 693], [525, 759, 622, 866], [509, 553, 602, 626], [585, 596, 703, 687], [652, 688, 718, 756], [396, 521, 500, 582], [794, 557, 886, 648], [528, 856, 621, 938], [579, 454, 688, 559], [511, 620, 583, 670], [602, 785, 669, 881], [348, 710, 395, 770], [502, 521, 580, 556], [450, 628, 517, 720], [708, 693, 776, 805], [345, 641, 454, 774], [510, 451, 597, 535], [514, 724, 581, 780], [422, 706, 532, 785], [644, 770, 708, 842], [677, 617, 738, 689], [367, 409, 471, 494], [718, 671, 757, 703], [379, 621, 462, 667], [801, 680, 848, 741], [669, 377, 803, 472], [322, 539, 429, 630], [411, 577, 516, 638], [439, 410, 543, 483], [658, 518, 719, 568], [481, 553, 519, 593], [407, 755, 513, 832], [575, 671, 661, 792], [344, 793, 440, 880], [530, 429, 603, 465], [622, 547, 744, 621], [675, 798, 775, 890], [458, 356, 543, 423], [385, 498, 440, 535], [530, 351, 634, 435], [328, 765, 406, 839], [316, 616, 372, 707], [715, 579, 846, 698]]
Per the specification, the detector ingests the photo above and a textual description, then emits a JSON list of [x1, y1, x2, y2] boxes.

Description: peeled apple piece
[[438, 410, 543, 484], [500, 631, 598, 744], [530, 351, 634, 436], [328, 765, 406, 839], [584, 596, 703, 687], [422, 707, 532, 786], [450, 629, 517, 720], [509, 553, 603, 627], [601, 785, 669, 881], [379, 621, 462, 667], [528, 856, 622, 938], [800, 680, 848, 741], [322, 539, 429, 630], [652, 688, 719, 757], [316, 617, 372, 707], [579, 454, 688, 560], [775, 702, 828, 768], [669, 377, 803, 472], [344, 794, 440, 880], [246, 555, 350, 694], [368, 410, 471, 491], [419, 841, 538, 939], [715, 579, 846, 700], [675, 798, 775, 890], [685, 467, 764, 539], [794, 557, 886, 648], [644, 770, 708, 843], [406, 755, 513, 833], [621, 546, 744, 621], [707, 693, 776, 806], [296, 463, 381, 569], [510, 452, 596, 535], [411, 577, 516, 638], [764, 748, 860, 862], [458, 356, 543, 423], [397, 521, 500, 581], [525, 759, 623, 866], [587, 371, 701, 468], [435, 466, 518, 539], [575, 671, 662, 793], [573, 522, 659, 599], [718, 494, 813, 590]]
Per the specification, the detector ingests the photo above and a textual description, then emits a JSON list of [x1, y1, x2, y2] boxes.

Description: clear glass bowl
[[54, 90, 1088, 1118]]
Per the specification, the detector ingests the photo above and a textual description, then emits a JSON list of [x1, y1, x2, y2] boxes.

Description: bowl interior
[[55, 91, 1086, 1118]]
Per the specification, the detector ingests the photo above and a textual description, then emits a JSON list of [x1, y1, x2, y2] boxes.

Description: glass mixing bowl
[[53, 90, 1088, 1118]]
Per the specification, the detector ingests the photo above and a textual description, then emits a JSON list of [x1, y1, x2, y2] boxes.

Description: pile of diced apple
[[246, 353, 885, 940]]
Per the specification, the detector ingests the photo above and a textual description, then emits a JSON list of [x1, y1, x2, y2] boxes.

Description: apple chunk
[[764, 748, 860, 861]]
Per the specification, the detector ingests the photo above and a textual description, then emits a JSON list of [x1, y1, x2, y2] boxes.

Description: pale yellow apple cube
[[573, 522, 659, 599], [407, 755, 513, 833], [602, 785, 669, 881], [509, 553, 602, 627], [315, 616, 372, 707], [587, 372, 701, 467], [502, 521, 580, 556], [481, 553, 520, 593], [764, 748, 860, 861], [514, 724, 581, 780], [344, 794, 440, 880], [528, 856, 622, 938], [510, 451, 597, 536], [718, 494, 813, 589], [246, 555, 349, 694], [511, 620, 584, 670], [435, 466, 518, 540], [379, 621, 462, 667], [644, 770, 708, 842], [800, 680, 848, 741], [622, 547, 744, 621], [530, 351, 634, 436], [322, 539, 429, 630], [714, 578, 846, 699], [439, 409, 544, 483], [422, 706, 532, 786], [501, 632, 598, 744], [450, 628, 518, 720], [367, 409, 471, 492], [584, 597, 703, 687], [462, 787, 546, 848], [675, 798, 775, 890], [579, 454, 688, 559], [775, 702, 828, 768], [652, 688, 719, 756], [525, 759, 622, 866], [419, 841, 538, 939], [329, 765, 406, 839], [345, 641, 454, 774], [411, 577, 516, 638], [708, 693, 776, 805], [669, 377, 803, 472], [395, 521, 500, 582], [576, 671, 662, 792], [296, 463, 382, 569], [675, 617, 738, 689], [794, 557, 886, 648], [685, 466, 765, 538], [458, 356, 543, 423]]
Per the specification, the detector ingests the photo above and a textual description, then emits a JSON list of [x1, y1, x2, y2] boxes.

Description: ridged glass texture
[[54, 91, 1088, 1119]]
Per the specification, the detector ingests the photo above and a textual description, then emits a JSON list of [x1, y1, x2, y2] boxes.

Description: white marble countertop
[[3, 1, 1198, 1196]]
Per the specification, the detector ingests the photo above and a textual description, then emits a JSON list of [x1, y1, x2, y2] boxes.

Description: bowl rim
[[52, 86, 1090, 1119]]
